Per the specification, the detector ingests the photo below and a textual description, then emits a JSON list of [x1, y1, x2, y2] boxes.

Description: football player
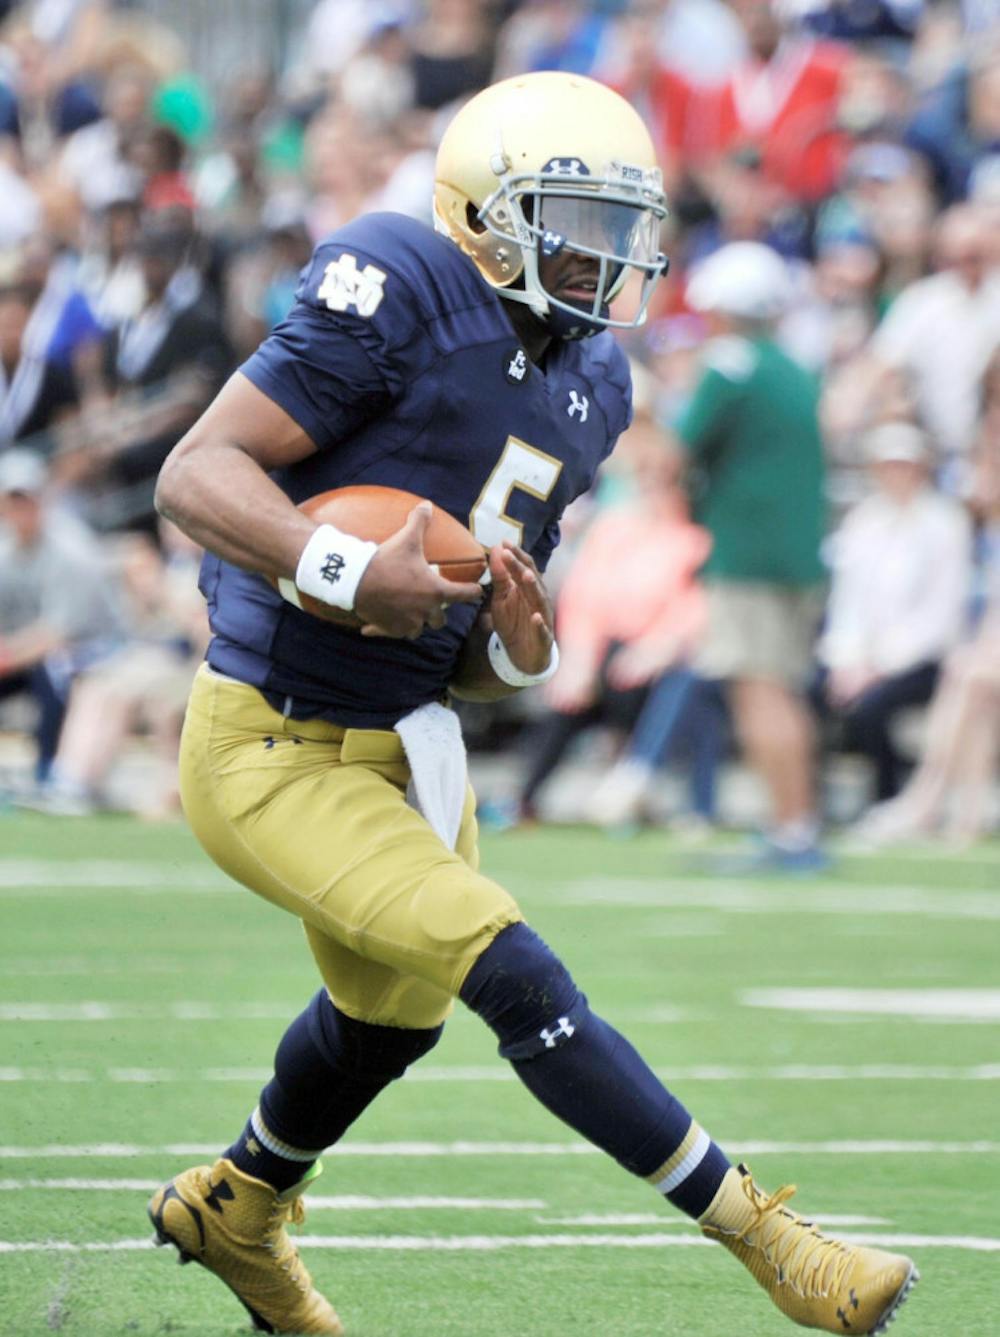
[[148, 72, 918, 1336]]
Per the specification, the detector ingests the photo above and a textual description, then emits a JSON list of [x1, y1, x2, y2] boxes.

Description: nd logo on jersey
[[318, 253, 387, 318]]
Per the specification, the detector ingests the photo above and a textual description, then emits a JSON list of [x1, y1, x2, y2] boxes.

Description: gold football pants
[[179, 665, 522, 1029]]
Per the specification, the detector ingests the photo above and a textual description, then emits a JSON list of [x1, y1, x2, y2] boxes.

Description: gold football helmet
[[434, 71, 669, 337]]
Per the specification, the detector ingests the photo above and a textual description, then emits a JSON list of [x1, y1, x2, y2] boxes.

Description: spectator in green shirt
[[677, 242, 828, 870]]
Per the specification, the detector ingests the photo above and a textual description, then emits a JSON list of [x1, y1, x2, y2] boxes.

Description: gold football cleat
[[700, 1164, 919, 1334], [148, 1157, 343, 1335]]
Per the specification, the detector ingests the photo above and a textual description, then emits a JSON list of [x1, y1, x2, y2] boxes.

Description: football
[[274, 484, 488, 625]]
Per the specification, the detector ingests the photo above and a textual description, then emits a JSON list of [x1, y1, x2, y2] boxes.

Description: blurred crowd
[[0, 0, 997, 852]]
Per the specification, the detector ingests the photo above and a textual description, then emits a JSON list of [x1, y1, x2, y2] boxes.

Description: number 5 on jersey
[[470, 437, 563, 548]]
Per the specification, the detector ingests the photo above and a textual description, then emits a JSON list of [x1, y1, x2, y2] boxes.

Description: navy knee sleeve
[[303, 989, 443, 1081], [459, 922, 588, 1060], [260, 990, 442, 1150], [460, 924, 731, 1214]]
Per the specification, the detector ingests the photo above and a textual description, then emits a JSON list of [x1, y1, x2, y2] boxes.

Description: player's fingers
[[359, 614, 424, 638], [399, 501, 433, 553], [435, 578, 484, 607], [497, 544, 535, 588], [488, 544, 516, 591], [501, 540, 540, 575]]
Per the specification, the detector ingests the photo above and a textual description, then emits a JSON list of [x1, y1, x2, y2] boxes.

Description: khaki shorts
[[83, 644, 197, 714], [179, 665, 521, 1030], [694, 581, 824, 686]]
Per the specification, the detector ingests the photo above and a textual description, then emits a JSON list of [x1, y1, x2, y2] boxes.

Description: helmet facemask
[[478, 160, 669, 339]]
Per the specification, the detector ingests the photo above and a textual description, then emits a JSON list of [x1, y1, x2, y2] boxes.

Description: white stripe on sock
[[249, 1108, 321, 1163], [654, 1127, 711, 1196]]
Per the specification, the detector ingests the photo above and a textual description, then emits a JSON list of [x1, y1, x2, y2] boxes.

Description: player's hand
[[356, 502, 483, 639], [488, 541, 554, 675]]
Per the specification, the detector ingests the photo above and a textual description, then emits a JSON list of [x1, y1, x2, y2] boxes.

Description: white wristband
[[487, 630, 560, 687], [290, 523, 378, 612]]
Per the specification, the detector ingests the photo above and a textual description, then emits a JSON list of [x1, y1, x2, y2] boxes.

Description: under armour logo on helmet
[[543, 157, 589, 176], [539, 1017, 576, 1048]]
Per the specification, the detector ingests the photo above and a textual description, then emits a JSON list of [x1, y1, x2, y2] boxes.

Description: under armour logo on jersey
[[543, 157, 589, 176], [567, 390, 589, 422], [320, 552, 346, 584], [506, 348, 528, 383], [539, 1017, 576, 1048], [317, 253, 387, 318]]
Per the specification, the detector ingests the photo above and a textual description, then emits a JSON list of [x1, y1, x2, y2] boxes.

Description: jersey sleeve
[[531, 519, 561, 573], [239, 235, 428, 451], [588, 336, 634, 460]]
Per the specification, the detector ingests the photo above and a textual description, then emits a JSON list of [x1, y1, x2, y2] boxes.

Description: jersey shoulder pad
[[701, 335, 757, 382], [569, 332, 633, 439], [302, 212, 492, 331]]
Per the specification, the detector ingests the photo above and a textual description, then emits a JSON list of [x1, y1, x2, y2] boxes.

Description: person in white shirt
[[854, 352, 1000, 843], [870, 204, 1000, 489], [0, 447, 124, 784], [817, 420, 972, 801]]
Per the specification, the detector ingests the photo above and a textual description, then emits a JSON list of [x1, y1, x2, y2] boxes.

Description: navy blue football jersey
[[202, 212, 632, 727]]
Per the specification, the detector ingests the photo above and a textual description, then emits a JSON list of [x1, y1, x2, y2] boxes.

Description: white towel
[[393, 702, 468, 851]]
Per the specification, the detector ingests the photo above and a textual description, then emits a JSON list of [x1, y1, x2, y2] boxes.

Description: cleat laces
[[264, 1195, 312, 1295], [737, 1176, 854, 1299]]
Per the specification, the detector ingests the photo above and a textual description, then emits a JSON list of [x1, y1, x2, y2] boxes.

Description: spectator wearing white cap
[[0, 447, 124, 785], [677, 241, 828, 869], [816, 420, 972, 803]]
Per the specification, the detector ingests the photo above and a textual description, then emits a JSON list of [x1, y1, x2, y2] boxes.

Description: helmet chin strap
[[536, 299, 608, 341], [497, 274, 607, 342]]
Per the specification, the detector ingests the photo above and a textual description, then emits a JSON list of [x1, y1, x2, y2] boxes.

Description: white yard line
[[1, 1139, 998, 1160], [3, 861, 998, 916], [0, 860, 229, 892], [4, 1062, 1000, 1083], [0, 1184, 889, 1227], [1, 1232, 997, 1254], [534, 1212, 889, 1226], [0, 1003, 301, 1022], [5, 995, 1000, 1030], [0, 1181, 543, 1208], [557, 879, 1000, 921], [742, 988, 1000, 1022]]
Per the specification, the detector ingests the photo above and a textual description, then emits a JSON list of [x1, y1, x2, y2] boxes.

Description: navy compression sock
[[227, 990, 442, 1191], [459, 923, 730, 1217]]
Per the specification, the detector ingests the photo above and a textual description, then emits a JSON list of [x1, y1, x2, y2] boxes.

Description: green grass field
[[1, 812, 998, 1336]]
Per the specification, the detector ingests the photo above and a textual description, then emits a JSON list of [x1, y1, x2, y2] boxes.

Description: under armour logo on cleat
[[204, 1178, 235, 1214], [320, 553, 346, 584], [837, 1289, 861, 1326], [539, 1017, 576, 1048]]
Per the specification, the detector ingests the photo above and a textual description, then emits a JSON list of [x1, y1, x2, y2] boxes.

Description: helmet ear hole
[[466, 202, 487, 235]]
